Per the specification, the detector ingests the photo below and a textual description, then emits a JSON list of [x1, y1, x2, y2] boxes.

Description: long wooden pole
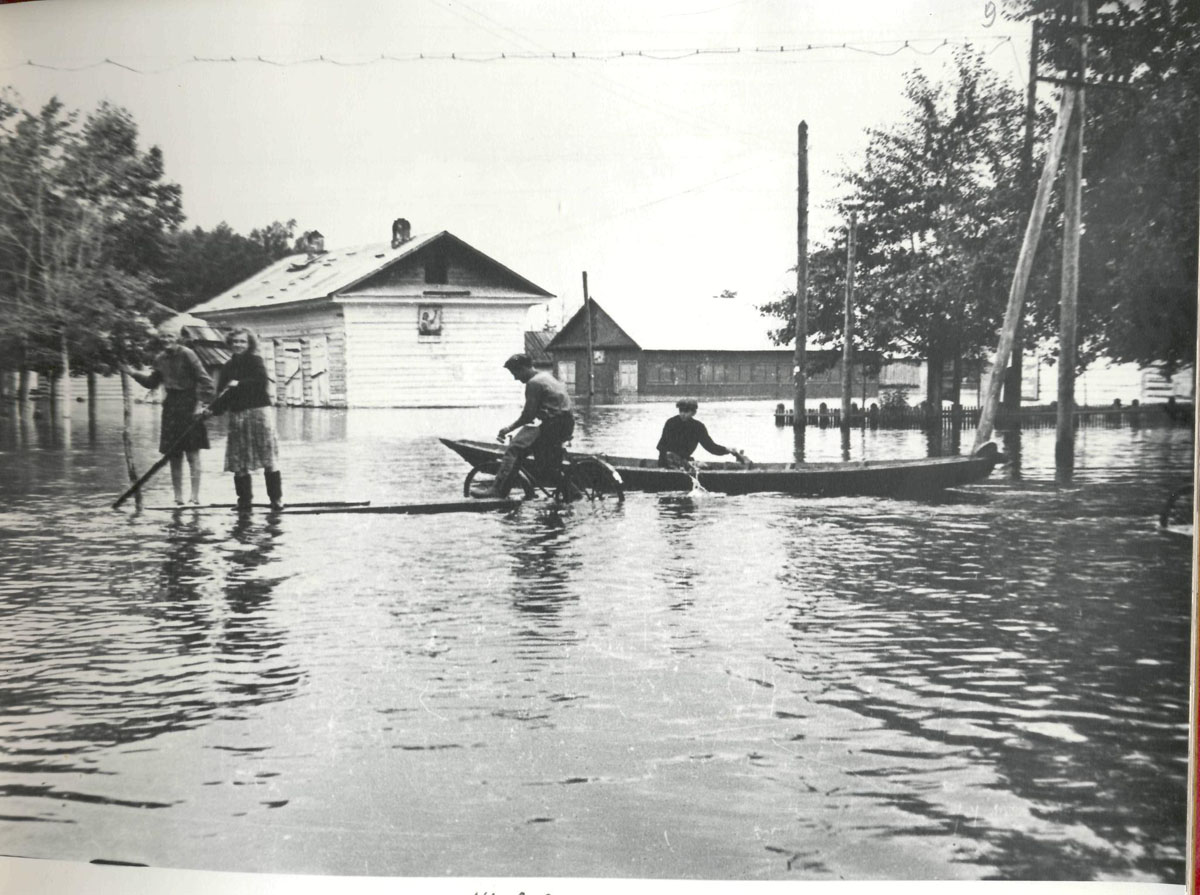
[[1056, 0, 1088, 470], [119, 371, 143, 511], [113, 384, 231, 509], [582, 270, 594, 401], [840, 210, 857, 429], [794, 122, 808, 426], [973, 89, 1077, 451]]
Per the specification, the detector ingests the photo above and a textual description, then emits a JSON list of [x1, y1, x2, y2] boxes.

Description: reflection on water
[[0, 399, 1192, 881]]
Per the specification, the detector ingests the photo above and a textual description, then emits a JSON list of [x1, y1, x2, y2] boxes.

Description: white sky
[[0, 0, 1030, 331]]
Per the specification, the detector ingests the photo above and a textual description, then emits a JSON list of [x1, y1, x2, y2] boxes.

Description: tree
[[0, 95, 77, 394], [0, 97, 184, 386], [162, 218, 297, 311], [761, 50, 1032, 406], [1007, 0, 1198, 374]]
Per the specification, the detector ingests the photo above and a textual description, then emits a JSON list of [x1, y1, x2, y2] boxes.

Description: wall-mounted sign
[[418, 305, 443, 336], [593, 349, 606, 364]]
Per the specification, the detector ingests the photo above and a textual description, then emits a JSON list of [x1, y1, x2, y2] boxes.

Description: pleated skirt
[[223, 406, 280, 473]]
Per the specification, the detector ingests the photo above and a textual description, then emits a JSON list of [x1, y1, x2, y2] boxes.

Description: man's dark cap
[[676, 399, 698, 411], [503, 353, 533, 370]]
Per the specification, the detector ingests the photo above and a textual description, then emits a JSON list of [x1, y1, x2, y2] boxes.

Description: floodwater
[[0, 399, 1193, 882]]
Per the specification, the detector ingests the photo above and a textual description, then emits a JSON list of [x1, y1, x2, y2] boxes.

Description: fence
[[773, 402, 1194, 430]]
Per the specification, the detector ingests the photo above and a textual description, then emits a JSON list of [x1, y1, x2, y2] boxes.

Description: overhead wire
[[1, 23, 1030, 274], [1, 36, 1017, 74]]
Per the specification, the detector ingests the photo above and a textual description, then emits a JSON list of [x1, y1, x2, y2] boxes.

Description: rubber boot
[[234, 473, 253, 511], [265, 469, 284, 510]]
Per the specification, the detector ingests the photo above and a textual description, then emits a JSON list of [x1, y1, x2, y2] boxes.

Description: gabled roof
[[190, 230, 552, 315], [547, 299, 641, 351], [188, 341, 231, 370], [524, 330, 555, 364]]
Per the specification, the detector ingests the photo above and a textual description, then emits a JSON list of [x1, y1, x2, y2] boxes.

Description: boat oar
[[112, 386, 230, 510]]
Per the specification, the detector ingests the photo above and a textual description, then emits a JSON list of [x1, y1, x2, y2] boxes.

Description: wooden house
[[189, 226, 554, 407], [524, 329, 556, 373], [545, 297, 880, 404]]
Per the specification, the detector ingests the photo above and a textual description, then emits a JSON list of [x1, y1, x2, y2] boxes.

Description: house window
[[424, 253, 448, 285], [647, 363, 676, 385], [618, 360, 638, 392], [556, 361, 576, 388], [280, 340, 304, 405], [418, 305, 443, 336], [593, 349, 606, 364]]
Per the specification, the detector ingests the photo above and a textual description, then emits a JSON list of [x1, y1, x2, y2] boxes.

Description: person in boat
[[123, 319, 214, 506], [657, 399, 747, 470], [477, 353, 575, 498], [208, 328, 284, 510]]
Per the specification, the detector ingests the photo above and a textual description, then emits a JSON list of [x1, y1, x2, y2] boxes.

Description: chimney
[[305, 230, 325, 258], [391, 218, 412, 248]]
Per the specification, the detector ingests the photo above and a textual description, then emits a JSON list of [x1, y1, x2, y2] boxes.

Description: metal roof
[[189, 232, 443, 314], [190, 343, 232, 370], [524, 330, 555, 364], [189, 230, 551, 315]]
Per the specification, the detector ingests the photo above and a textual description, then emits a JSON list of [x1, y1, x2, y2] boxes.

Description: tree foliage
[[1046, 0, 1195, 369], [0, 94, 302, 379], [762, 50, 1032, 403], [162, 218, 298, 311], [0, 95, 183, 376], [1008, 0, 1197, 373], [765, 3, 1197, 393]]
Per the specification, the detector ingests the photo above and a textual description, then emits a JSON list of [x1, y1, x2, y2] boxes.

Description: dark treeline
[[0, 90, 301, 399]]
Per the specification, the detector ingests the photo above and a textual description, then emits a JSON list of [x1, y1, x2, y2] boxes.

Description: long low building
[[189, 222, 553, 407], [545, 297, 883, 404]]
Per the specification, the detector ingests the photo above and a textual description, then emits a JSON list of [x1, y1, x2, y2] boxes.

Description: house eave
[[193, 297, 335, 318], [335, 293, 544, 306]]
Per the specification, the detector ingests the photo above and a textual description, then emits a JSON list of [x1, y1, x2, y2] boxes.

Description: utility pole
[[582, 271, 594, 402], [840, 209, 857, 429], [1004, 18, 1041, 413], [794, 121, 808, 426], [974, 90, 1076, 451], [1056, 0, 1088, 470]]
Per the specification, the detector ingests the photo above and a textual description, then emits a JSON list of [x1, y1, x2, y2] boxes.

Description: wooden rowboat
[[440, 438, 1002, 499]]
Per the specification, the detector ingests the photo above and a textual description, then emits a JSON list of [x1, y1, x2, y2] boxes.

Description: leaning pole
[[974, 90, 1077, 452]]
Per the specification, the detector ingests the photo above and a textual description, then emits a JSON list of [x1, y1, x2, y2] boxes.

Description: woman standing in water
[[124, 320, 214, 505], [210, 328, 283, 510]]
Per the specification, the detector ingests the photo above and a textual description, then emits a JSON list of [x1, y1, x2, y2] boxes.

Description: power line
[[2, 36, 1015, 74]]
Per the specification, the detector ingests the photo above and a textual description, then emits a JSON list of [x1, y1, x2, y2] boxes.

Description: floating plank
[[284, 499, 522, 516], [143, 501, 370, 511]]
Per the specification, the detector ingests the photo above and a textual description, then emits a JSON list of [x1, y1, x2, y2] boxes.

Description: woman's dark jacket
[[212, 354, 272, 414]]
